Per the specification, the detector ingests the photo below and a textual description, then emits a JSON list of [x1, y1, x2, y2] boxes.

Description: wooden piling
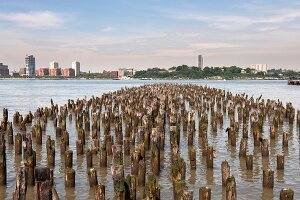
[[263, 168, 274, 188], [280, 188, 294, 200], [199, 187, 211, 200]]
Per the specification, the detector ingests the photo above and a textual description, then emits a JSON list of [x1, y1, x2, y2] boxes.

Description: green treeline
[[133, 65, 300, 79]]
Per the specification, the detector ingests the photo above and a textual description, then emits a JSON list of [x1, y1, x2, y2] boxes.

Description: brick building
[[61, 68, 75, 77]]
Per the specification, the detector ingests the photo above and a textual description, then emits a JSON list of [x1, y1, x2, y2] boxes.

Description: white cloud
[[0, 11, 64, 29], [101, 26, 113, 32]]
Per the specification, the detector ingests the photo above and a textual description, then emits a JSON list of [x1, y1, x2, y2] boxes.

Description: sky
[[1, 0, 300, 72]]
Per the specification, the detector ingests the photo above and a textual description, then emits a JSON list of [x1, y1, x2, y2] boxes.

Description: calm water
[[0, 79, 299, 200]]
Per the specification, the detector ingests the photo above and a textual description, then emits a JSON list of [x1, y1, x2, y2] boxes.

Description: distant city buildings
[[198, 55, 203, 69], [61, 68, 75, 77], [118, 68, 136, 78], [72, 61, 80, 76], [0, 63, 9, 76], [251, 64, 268, 73], [36, 68, 49, 76], [50, 61, 59, 69], [19, 68, 26, 76], [103, 70, 118, 78], [25, 55, 35, 77]]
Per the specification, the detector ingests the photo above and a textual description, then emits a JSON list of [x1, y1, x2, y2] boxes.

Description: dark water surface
[[0, 79, 299, 200]]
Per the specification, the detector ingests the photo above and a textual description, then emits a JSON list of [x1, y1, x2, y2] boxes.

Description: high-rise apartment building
[[72, 61, 80, 76], [0, 63, 9, 76], [50, 61, 59, 69], [251, 64, 268, 72], [25, 55, 35, 77], [198, 55, 203, 69]]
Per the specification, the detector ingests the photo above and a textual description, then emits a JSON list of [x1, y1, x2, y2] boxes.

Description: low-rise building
[[103, 70, 118, 78], [49, 68, 62, 76], [19, 67, 26, 76], [118, 68, 136, 78], [36, 68, 50, 76], [61, 68, 75, 77], [0, 63, 9, 76]]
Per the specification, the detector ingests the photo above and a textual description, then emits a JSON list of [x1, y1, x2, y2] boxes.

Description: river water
[[0, 79, 299, 200]]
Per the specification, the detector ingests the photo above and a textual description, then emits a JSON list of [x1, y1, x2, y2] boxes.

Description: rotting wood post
[[282, 132, 288, 147], [100, 145, 107, 167], [277, 155, 285, 170], [261, 139, 269, 157], [13, 166, 27, 200], [199, 186, 211, 200], [138, 160, 146, 187], [76, 140, 83, 155], [15, 133, 22, 155], [35, 167, 51, 200], [206, 146, 213, 169], [65, 168, 75, 187], [86, 149, 93, 169], [87, 168, 98, 187], [65, 150, 73, 169], [280, 188, 294, 200], [263, 168, 274, 189], [189, 147, 196, 169], [226, 176, 237, 200], [239, 138, 247, 157], [0, 139, 7, 185], [221, 160, 230, 187], [95, 184, 105, 200], [246, 155, 253, 170]]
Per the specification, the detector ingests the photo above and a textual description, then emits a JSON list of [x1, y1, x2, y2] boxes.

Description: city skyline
[[1, 1, 300, 71]]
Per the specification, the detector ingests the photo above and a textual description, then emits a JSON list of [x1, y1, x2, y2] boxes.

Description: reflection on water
[[0, 80, 299, 199]]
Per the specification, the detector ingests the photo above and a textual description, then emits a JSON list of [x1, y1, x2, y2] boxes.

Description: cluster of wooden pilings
[[0, 83, 299, 199]]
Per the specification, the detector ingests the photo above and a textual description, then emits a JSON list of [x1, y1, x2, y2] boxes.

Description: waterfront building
[[50, 61, 59, 69], [25, 55, 35, 77], [72, 61, 80, 76], [19, 67, 26, 76], [251, 64, 267, 73], [49, 68, 62, 76], [36, 68, 50, 76], [61, 68, 75, 77], [198, 55, 203, 69], [118, 68, 135, 78], [103, 70, 118, 78], [0, 63, 9, 76]]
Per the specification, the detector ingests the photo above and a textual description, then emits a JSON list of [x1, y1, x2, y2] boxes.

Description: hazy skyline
[[1, 0, 300, 71]]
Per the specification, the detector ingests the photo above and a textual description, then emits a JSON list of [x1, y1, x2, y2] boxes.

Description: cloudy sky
[[1, 0, 300, 71]]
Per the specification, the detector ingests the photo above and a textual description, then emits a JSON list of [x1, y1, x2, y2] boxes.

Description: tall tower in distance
[[72, 61, 80, 76], [198, 55, 203, 69], [25, 55, 35, 77]]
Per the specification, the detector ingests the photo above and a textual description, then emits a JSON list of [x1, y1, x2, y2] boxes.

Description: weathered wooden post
[[65, 150, 73, 168], [35, 167, 52, 200], [199, 186, 211, 200], [221, 161, 230, 187], [226, 176, 237, 200], [246, 155, 253, 170], [13, 166, 27, 200], [263, 168, 274, 189], [206, 146, 213, 169], [125, 175, 136, 200], [239, 138, 247, 157], [261, 139, 269, 157], [280, 188, 294, 200], [86, 148, 93, 168], [0, 138, 7, 185], [282, 132, 288, 147], [15, 133, 22, 155], [7, 122, 14, 144], [277, 155, 285, 170], [111, 165, 125, 200], [87, 168, 98, 187], [138, 160, 146, 187], [76, 140, 84, 155], [100, 145, 107, 167], [46, 136, 55, 167], [95, 184, 106, 200], [65, 168, 75, 187], [189, 147, 196, 169]]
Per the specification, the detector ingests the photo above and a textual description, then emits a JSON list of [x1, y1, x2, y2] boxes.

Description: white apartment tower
[[72, 61, 80, 76], [25, 55, 35, 77], [198, 55, 203, 69], [50, 61, 59, 69]]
